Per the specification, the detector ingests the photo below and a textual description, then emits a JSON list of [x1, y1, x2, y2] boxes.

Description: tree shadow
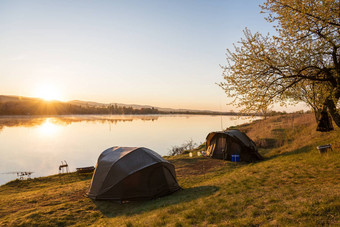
[[92, 185, 219, 218]]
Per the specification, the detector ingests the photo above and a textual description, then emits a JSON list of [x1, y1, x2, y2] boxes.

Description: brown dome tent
[[87, 147, 180, 201], [206, 130, 263, 162]]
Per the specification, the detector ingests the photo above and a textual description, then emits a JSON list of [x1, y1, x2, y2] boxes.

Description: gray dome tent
[[88, 147, 180, 201], [206, 130, 263, 162]]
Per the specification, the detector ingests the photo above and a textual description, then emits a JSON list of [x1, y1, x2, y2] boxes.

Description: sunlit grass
[[0, 113, 339, 226]]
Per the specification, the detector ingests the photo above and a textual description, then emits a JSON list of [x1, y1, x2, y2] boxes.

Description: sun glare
[[34, 85, 62, 101], [38, 118, 61, 136]]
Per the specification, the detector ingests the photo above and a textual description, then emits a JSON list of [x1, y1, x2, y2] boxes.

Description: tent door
[[213, 137, 226, 159], [228, 140, 242, 161], [148, 166, 169, 197]]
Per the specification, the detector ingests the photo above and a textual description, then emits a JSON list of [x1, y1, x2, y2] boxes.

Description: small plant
[[168, 139, 197, 156], [168, 145, 185, 156]]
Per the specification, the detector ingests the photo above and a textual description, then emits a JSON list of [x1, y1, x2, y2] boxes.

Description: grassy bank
[[0, 113, 339, 226]]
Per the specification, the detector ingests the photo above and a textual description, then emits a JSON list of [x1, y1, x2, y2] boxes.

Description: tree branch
[[274, 0, 340, 28]]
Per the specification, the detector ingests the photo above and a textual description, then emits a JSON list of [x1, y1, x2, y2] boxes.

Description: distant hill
[[68, 99, 218, 114], [0, 95, 44, 103], [0, 95, 233, 115]]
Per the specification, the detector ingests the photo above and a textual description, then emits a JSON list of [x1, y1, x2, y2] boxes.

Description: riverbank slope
[[0, 113, 339, 226]]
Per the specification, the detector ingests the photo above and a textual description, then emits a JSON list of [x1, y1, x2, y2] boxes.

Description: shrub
[[168, 139, 197, 156]]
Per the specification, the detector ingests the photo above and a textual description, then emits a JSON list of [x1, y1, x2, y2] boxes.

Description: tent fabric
[[206, 130, 262, 162], [88, 147, 180, 201]]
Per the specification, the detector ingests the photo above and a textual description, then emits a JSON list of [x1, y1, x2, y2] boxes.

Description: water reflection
[[0, 115, 259, 185], [0, 115, 160, 130], [38, 118, 61, 136]]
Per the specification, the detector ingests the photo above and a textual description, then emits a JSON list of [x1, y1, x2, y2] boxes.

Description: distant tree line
[[0, 99, 265, 116], [0, 100, 160, 115]]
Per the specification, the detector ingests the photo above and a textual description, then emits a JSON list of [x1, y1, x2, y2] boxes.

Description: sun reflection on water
[[38, 118, 61, 136]]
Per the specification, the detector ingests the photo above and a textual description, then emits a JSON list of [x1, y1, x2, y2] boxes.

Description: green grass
[[1, 113, 339, 226]]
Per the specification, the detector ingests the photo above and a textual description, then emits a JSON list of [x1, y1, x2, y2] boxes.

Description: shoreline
[[1, 112, 339, 226]]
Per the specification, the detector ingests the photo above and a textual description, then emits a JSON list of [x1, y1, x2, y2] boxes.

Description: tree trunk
[[324, 96, 340, 128]]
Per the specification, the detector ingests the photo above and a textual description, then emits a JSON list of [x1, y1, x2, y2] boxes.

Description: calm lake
[[0, 114, 258, 185]]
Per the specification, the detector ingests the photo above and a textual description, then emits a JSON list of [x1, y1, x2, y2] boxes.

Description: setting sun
[[34, 85, 62, 101]]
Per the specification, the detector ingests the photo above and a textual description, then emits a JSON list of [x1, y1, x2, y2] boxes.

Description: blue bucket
[[232, 155, 240, 162]]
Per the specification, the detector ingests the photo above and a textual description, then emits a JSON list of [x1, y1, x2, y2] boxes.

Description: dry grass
[[1, 113, 339, 226], [239, 113, 314, 148]]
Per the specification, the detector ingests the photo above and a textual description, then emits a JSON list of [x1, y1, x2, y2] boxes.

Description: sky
[[0, 0, 307, 112]]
